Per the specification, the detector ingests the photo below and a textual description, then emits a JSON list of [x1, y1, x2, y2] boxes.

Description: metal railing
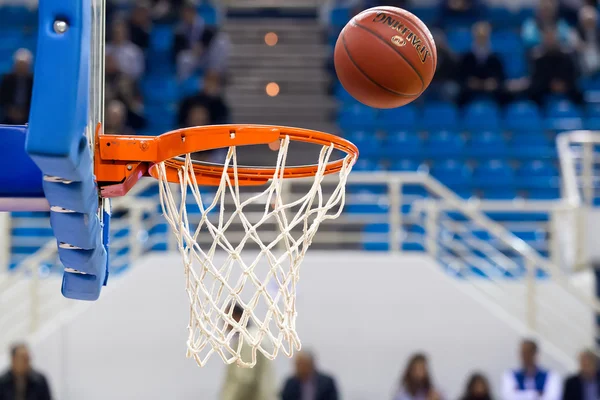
[[0, 167, 597, 362], [0, 196, 155, 351]]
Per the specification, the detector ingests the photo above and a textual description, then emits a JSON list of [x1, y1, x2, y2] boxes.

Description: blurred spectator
[[0, 343, 52, 400], [501, 339, 562, 400], [185, 103, 210, 127], [0, 49, 33, 125], [573, 6, 600, 77], [128, 2, 152, 50], [106, 19, 145, 81], [220, 304, 277, 400], [174, 2, 230, 79], [394, 353, 443, 400], [460, 373, 493, 400], [178, 72, 230, 127], [559, 0, 598, 25], [151, 0, 184, 23], [458, 21, 506, 105], [529, 27, 583, 104], [105, 53, 146, 131], [522, 0, 573, 50], [105, 100, 135, 135], [426, 29, 459, 102], [562, 349, 600, 400], [281, 350, 339, 400]]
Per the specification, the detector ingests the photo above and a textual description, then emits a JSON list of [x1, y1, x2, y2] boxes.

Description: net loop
[[156, 136, 355, 367]]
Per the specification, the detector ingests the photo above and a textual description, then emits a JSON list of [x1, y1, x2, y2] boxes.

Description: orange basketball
[[334, 6, 437, 109]]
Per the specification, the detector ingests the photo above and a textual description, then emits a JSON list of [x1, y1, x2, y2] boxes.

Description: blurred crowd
[[0, 0, 231, 137], [2, 338, 598, 400], [335, 0, 600, 108]]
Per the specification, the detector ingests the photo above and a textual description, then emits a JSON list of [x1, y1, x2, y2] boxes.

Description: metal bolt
[[53, 20, 68, 34], [127, 165, 133, 171]]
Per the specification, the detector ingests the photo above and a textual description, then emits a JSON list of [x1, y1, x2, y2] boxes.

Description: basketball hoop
[[94, 125, 358, 367]]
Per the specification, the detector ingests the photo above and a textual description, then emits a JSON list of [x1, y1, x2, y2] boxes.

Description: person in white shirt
[[502, 339, 562, 400]]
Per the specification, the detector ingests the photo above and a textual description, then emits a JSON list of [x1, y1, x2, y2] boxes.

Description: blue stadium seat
[[338, 104, 377, 130], [141, 76, 178, 103], [504, 101, 542, 132], [487, 8, 519, 29], [178, 74, 203, 99], [426, 130, 466, 158], [510, 132, 555, 159], [430, 160, 472, 188], [150, 24, 174, 52], [545, 100, 583, 131], [502, 53, 528, 79], [389, 159, 423, 172], [385, 131, 423, 159], [491, 30, 523, 53], [517, 160, 559, 190], [480, 187, 518, 199], [463, 101, 501, 131], [198, 4, 218, 25], [447, 28, 472, 53], [330, 6, 351, 28], [378, 104, 418, 130], [473, 160, 515, 188], [468, 131, 507, 158], [334, 86, 359, 106], [421, 102, 459, 131], [352, 159, 384, 172], [348, 131, 382, 158]]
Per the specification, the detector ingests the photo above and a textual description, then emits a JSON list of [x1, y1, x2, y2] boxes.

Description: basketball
[[334, 6, 437, 109]]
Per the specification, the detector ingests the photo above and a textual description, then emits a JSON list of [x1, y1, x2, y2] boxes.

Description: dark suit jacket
[[281, 373, 339, 400], [0, 370, 52, 400], [562, 373, 600, 400], [0, 73, 33, 124]]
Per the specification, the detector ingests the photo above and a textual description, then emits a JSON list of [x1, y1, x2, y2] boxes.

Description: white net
[[155, 136, 355, 367]]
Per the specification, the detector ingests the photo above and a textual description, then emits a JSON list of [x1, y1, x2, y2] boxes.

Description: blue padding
[[22, 0, 108, 301], [26, 0, 90, 181], [50, 211, 101, 250], [42, 175, 97, 214], [0, 125, 43, 197]]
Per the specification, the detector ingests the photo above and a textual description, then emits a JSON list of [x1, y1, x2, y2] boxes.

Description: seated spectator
[[106, 19, 145, 81], [128, 2, 152, 50], [529, 27, 583, 104], [105, 100, 135, 135], [562, 349, 600, 400], [151, 0, 184, 23], [426, 29, 459, 101], [522, 0, 573, 50], [174, 2, 230, 80], [458, 21, 506, 105], [573, 6, 600, 77], [460, 373, 493, 400], [394, 353, 443, 400], [502, 339, 561, 400], [178, 72, 230, 127], [105, 53, 146, 131], [559, 0, 598, 25], [0, 49, 34, 125], [281, 350, 339, 400], [0, 343, 52, 400]]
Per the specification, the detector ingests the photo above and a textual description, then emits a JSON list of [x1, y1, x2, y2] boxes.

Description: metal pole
[[388, 179, 401, 253], [525, 258, 537, 332]]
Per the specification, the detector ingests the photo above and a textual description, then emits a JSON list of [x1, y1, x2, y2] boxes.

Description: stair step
[[229, 72, 330, 84], [223, 19, 321, 31]]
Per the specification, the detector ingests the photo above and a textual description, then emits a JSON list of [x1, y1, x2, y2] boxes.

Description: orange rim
[[95, 124, 359, 197]]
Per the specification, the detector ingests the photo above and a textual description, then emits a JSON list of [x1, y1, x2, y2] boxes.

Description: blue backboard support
[[0, 0, 109, 300]]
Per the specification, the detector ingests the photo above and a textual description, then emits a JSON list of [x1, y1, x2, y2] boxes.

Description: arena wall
[[4, 253, 583, 400]]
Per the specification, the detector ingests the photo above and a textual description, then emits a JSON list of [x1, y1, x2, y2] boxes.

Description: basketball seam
[[350, 21, 425, 93], [340, 33, 417, 99], [366, 7, 438, 68]]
